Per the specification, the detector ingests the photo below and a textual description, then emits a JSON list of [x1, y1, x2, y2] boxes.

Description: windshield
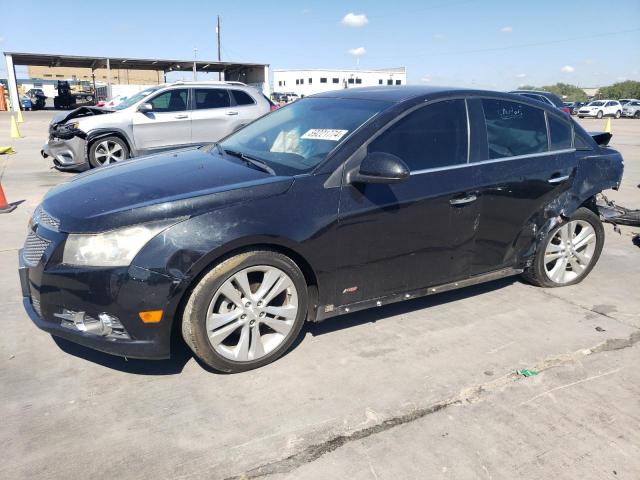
[[589, 101, 604, 106], [113, 86, 162, 110], [219, 97, 390, 174]]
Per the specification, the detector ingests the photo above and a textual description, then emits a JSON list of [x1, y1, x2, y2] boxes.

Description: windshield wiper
[[223, 149, 275, 175]]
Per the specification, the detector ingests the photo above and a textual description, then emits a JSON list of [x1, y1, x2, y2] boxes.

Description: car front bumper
[[622, 111, 637, 117], [19, 240, 178, 360], [41, 136, 89, 170]]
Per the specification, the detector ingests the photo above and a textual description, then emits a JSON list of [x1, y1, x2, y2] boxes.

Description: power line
[[366, 28, 640, 60]]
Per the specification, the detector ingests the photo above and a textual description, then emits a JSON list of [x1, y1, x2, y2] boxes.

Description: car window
[[150, 89, 189, 112], [231, 90, 256, 106], [368, 99, 468, 171], [547, 113, 573, 150], [194, 88, 230, 109], [481, 99, 548, 158]]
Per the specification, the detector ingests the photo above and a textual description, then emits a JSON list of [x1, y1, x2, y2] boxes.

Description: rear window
[[195, 88, 230, 109], [232, 90, 256, 106], [482, 99, 548, 158], [547, 113, 573, 150]]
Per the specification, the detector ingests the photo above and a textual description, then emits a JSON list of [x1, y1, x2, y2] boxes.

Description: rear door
[[229, 89, 267, 128], [469, 97, 577, 274], [336, 98, 481, 304], [190, 88, 237, 143], [132, 88, 191, 150]]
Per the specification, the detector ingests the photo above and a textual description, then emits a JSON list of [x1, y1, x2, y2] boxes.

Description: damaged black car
[[19, 86, 624, 373]]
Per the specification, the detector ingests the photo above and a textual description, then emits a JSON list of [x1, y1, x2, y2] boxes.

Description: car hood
[[42, 147, 294, 233], [51, 106, 115, 126]]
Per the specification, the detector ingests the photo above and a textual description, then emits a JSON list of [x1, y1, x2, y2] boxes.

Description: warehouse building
[[273, 67, 407, 96]]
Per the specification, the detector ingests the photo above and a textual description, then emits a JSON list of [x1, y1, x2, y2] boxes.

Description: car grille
[[32, 298, 42, 317], [23, 232, 51, 267], [33, 205, 60, 231]]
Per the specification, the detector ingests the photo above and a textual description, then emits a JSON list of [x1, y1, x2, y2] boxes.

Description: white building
[[273, 67, 407, 96]]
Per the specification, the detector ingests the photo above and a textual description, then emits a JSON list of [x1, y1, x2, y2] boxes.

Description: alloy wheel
[[205, 266, 299, 362], [94, 140, 125, 165], [543, 220, 597, 284]]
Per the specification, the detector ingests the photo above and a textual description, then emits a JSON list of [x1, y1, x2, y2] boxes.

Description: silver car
[[622, 100, 640, 118], [42, 81, 273, 170]]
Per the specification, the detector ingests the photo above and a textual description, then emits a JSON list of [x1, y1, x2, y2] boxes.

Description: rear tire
[[596, 111, 603, 119], [635, 111, 640, 119], [522, 207, 604, 288], [182, 250, 308, 373]]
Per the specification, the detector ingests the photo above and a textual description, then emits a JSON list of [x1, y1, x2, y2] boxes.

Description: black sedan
[[20, 86, 624, 373]]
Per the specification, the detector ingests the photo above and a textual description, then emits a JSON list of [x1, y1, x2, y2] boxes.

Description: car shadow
[[51, 276, 518, 375]]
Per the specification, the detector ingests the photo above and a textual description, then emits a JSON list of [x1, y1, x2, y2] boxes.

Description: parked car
[[42, 81, 272, 171], [25, 88, 47, 110], [509, 90, 570, 114], [618, 98, 638, 105], [20, 87, 624, 373], [96, 94, 129, 108], [577, 100, 622, 119], [622, 100, 640, 118], [571, 101, 587, 115]]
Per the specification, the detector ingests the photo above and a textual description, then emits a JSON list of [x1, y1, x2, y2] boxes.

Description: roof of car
[[312, 85, 506, 103]]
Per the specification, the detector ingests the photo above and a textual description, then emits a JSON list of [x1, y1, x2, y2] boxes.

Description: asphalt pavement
[[0, 111, 638, 479]]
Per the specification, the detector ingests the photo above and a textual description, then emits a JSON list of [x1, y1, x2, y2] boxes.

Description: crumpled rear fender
[[526, 148, 624, 259]]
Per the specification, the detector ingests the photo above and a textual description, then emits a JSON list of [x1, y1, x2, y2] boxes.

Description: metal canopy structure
[[3, 52, 270, 111]]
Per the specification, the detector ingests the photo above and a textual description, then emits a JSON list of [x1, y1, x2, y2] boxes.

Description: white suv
[[43, 81, 274, 170], [577, 100, 622, 119]]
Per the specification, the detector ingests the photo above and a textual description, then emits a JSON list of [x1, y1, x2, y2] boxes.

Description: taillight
[[561, 107, 571, 115], [270, 104, 279, 112]]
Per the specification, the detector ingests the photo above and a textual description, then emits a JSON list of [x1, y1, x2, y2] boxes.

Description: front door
[[132, 88, 191, 151], [470, 98, 578, 274], [335, 98, 481, 306]]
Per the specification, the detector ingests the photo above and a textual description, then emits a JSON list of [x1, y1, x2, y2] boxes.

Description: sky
[[1, 0, 639, 89]]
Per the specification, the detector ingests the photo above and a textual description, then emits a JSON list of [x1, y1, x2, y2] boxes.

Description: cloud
[[0, 36, 4, 43], [500, 26, 513, 33], [341, 13, 369, 27], [348, 47, 367, 57], [515, 73, 527, 78], [421, 75, 433, 83], [561, 65, 575, 73], [584, 58, 594, 65]]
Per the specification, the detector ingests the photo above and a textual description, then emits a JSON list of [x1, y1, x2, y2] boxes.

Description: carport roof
[[3, 52, 268, 72]]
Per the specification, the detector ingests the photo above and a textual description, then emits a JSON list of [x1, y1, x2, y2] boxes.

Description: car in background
[[42, 81, 272, 171], [622, 100, 640, 118], [619, 98, 638, 105], [510, 90, 570, 114], [570, 102, 587, 115], [577, 100, 622, 119], [21, 87, 624, 372], [24, 88, 47, 110], [96, 94, 129, 108]]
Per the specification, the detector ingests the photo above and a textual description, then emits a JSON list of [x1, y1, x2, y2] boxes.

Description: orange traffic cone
[[0, 182, 17, 213]]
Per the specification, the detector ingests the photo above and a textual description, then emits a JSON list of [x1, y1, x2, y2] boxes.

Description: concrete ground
[[0, 111, 639, 480]]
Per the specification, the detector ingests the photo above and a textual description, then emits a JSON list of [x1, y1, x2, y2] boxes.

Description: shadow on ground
[[51, 277, 517, 376]]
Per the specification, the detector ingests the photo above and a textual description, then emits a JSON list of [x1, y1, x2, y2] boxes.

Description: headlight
[[63, 221, 174, 267], [71, 122, 80, 129]]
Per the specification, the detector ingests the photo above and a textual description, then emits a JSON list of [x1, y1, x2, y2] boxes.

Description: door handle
[[174, 114, 188, 119], [547, 174, 571, 184], [226, 111, 239, 116], [449, 194, 477, 206]]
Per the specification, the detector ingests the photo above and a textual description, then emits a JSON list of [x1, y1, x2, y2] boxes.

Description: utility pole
[[217, 15, 222, 80], [193, 47, 197, 81]]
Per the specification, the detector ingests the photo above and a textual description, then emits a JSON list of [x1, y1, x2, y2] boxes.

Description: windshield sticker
[[301, 129, 349, 141]]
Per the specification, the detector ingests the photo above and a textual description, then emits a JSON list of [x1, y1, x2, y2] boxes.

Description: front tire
[[182, 250, 308, 373], [615, 110, 621, 119], [596, 110, 603, 119], [522, 207, 604, 288], [88, 136, 129, 168]]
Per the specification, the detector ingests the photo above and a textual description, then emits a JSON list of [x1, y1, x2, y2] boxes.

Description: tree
[[598, 80, 640, 99]]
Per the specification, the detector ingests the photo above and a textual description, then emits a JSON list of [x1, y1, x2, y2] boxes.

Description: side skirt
[[314, 267, 523, 321]]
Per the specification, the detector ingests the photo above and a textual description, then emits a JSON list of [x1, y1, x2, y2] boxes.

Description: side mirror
[[137, 102, 153, 113], [350, 152, 410, 184]]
